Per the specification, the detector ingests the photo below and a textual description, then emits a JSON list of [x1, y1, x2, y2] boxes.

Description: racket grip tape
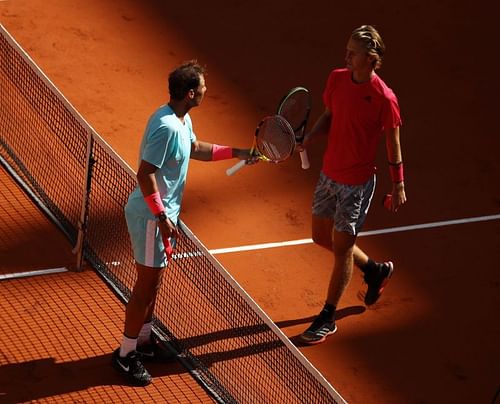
[[226, 159, 247, 176], [299, 150, 310, 169]]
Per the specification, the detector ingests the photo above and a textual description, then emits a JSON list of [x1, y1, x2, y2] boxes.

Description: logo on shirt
[[363, 95, 372, 103]]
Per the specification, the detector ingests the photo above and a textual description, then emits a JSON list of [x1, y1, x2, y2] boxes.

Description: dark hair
[[351, 25, 385, 69], [168, 60, 206, 101]]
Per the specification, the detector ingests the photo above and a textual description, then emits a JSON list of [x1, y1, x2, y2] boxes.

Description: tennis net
[[0, 24, 346, 404]]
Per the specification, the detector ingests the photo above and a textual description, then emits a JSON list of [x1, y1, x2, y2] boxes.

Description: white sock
[[119, 335, 137, 357], [137, 322, 152, 346]]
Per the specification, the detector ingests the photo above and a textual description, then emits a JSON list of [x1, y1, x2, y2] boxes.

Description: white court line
[[209, 214, 500, 255], [0, 267, 68, 281]]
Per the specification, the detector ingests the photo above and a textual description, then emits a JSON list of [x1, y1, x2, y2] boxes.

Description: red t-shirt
[[322, 68, 402, 185]]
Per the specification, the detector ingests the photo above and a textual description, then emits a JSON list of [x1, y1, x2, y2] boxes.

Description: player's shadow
[[0, 353, 184, 404], [0, 307, 365, 403], [287, 305, 366, 346], [277, 305, 366, 329], [172, 305, 365, 366]]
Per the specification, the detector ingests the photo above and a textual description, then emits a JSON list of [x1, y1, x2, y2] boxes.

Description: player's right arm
[[300, 107, 332, 150], [190, 140, 253, 161], [137, 159, 179, 238]]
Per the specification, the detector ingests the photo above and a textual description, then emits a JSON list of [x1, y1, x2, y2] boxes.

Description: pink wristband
[[389, 162, 404, 183], [212, 144, 233, 161], [144, 192, 164, 216]]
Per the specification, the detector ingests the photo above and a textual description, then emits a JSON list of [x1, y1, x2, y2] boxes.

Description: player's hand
[[389, 182, 407, 212], [159, 217, 179, 239], [296, 133, 311, 153], [234, 148, 259, 165], [158, 216, 176, 261]]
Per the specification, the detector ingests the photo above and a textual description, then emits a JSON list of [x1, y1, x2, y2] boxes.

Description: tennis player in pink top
[[299, 25, 407, 344]]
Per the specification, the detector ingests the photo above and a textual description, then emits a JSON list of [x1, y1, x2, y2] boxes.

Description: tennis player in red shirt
[[299, 25, 407, 344]]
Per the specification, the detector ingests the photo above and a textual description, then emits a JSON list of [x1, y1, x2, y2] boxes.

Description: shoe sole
[[365, 261, 394, 306], [299, 325, 338, 345]]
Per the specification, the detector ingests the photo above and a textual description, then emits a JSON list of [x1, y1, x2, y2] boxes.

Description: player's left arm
[[190, 140, 252, 161], [385, 126, 407, 211]]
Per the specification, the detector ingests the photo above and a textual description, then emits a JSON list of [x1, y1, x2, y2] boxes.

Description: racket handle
[[162, 234, 173, 261], [226, 159, 247, 176], [299, 150, 310, 169]]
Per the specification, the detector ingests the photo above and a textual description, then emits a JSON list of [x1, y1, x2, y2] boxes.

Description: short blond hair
[[351, 25, 385, 69]]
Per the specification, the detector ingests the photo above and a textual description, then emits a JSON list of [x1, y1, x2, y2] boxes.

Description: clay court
[[1, 0, 499, 403]]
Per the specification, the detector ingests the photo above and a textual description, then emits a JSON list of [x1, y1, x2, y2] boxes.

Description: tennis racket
[[277, 86, 311, 169], [226, 115, 295, 176]]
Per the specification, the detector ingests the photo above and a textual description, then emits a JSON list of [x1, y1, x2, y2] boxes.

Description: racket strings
[[279, 91, 310, 131], [256, 117, 295, 162]]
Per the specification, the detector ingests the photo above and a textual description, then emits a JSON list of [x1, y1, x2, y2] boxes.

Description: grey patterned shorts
[[312, 172, 376, 236]]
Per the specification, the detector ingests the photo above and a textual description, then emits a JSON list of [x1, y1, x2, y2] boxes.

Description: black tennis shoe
[[300, 316, 337, 345], [112, 349, 152, 386], [364, 261, 394, 305]]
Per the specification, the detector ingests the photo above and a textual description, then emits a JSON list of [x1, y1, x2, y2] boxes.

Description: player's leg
[[355, 240, 394, 305], [326, 229, 357, 306], [301, 174, 341, 344], [301, 175, 393, 344], [312, 214, 375, 270], [124, 263, 163, 339], [312, 174, 394, 305], [135, 270, 175, 362], [310, 172, 337, 251], [351, 175, 394, 305], [112, 263, 161, 386], [136, 289, 159, 348], [301, 227, 357, 345], [311, 181, 376, 270], [311, 214, 334, 249], [112, 213, 171, 385]]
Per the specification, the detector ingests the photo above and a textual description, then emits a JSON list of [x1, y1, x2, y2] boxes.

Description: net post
[[72, 132, 94, 272]]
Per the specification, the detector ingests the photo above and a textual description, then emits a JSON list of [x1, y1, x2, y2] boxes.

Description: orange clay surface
[[1, 1, 499, 403]]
